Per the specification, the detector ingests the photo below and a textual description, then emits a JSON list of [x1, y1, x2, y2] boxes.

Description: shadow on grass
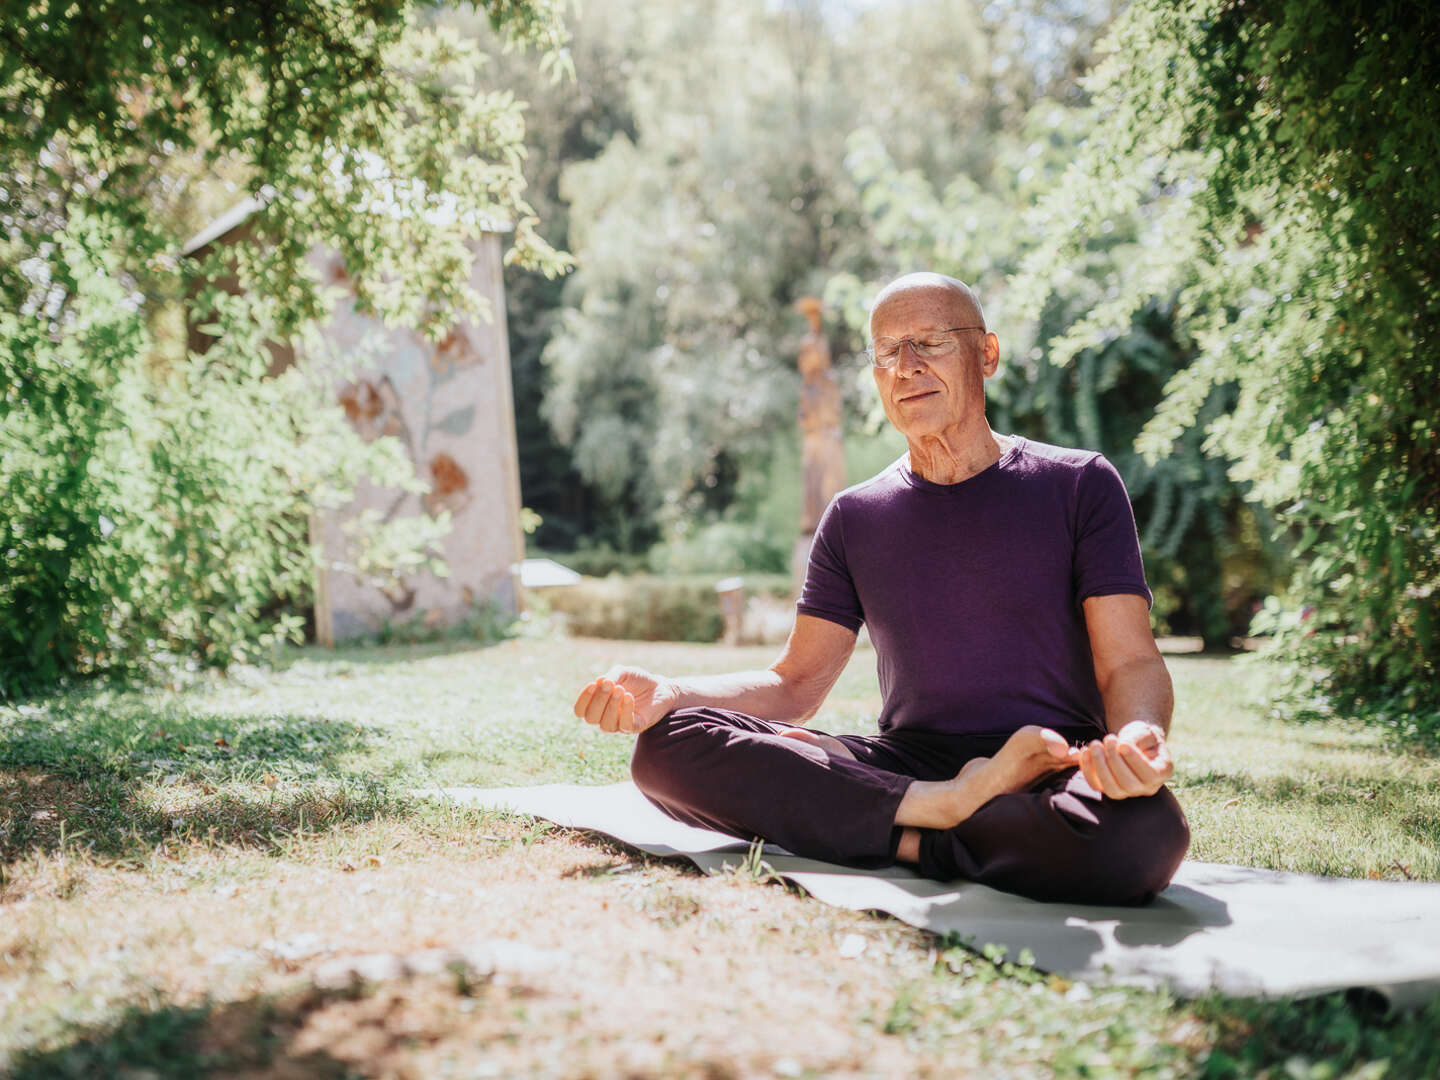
[[0, 687, 380, 780], [0, 687, 401, 869], [9, 964, 1440, 1079], [4, 982, 419, 1079]]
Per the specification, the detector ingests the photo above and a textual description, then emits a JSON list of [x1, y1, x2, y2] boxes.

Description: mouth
[[898, 390, 939, 403]]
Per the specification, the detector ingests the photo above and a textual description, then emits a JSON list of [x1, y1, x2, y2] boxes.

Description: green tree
[[441, 2, 642, 551], [0, 0, 570, 696], [1010, 0, 1440, 737], [537, 0, 1060, 558]]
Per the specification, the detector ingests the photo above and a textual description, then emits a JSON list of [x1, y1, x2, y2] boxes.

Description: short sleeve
[[1073, 455, 1153, 608], [796, 496, 865, 632]]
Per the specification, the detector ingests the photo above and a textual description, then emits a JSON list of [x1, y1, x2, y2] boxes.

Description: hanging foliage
[[1009, 0, 1440, 739]]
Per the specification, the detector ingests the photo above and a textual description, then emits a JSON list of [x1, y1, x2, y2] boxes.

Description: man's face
[[869, 285, 998, 442]]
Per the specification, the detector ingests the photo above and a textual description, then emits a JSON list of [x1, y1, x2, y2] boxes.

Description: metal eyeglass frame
[[867, 325, 987, 369]]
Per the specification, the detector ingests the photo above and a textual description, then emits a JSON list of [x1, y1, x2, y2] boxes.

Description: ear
[[980, 332, 1000, 378]]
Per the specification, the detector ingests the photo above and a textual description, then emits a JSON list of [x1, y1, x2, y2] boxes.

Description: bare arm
[[1070, 593, 1176, 798], [1084, 593, 1173, 738], [574, 614, 857, 733]]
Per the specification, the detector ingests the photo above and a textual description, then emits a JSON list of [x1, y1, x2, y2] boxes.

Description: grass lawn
[[2, 635, 1438, 1078]]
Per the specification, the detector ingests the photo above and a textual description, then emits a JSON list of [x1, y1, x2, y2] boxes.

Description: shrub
[[540, 573, 792, 642], [0, 217, 443, 698], [531, 545, 650, 578]]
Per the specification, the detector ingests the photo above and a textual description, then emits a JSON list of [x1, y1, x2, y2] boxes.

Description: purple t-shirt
[[797, 436, 1151, 740]]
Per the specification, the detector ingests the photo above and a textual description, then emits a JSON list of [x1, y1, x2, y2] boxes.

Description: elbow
[[783, 682, 827, 724], [792, 694, 824, 725], [1097, 653, 1170, 696]]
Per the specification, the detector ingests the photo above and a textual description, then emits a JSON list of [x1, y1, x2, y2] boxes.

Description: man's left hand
[[1069, 721, 1173, 800]]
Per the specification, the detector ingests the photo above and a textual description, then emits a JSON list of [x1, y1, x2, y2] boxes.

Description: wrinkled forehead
[[868, 277, 984, 338]]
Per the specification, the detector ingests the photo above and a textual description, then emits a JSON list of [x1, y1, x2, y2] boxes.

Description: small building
[[183, 200, 526, 644]]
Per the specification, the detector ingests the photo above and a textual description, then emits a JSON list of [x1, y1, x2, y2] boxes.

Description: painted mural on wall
[[316, 234, 525, 641]]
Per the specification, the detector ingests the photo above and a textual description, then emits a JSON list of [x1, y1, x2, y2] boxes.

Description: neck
[[906, 425, 1010, 484]]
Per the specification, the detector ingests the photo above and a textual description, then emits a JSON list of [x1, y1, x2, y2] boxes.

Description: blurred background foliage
[[488, 0, 1435, 737], [481, 0, 1277, 646], [2, 0, 1435, 740]]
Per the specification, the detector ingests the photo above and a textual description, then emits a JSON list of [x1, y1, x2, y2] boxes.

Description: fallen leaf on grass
[[363, 854, 383, 869], [214, 737, 229, 749], [1222, 797, 1242, 808], [262, 773, 279, 789]]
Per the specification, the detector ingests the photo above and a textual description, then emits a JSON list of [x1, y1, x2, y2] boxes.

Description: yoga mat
[[421, 781, 1440, 1010]]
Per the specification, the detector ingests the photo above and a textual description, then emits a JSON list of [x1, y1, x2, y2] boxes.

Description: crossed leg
[[632, 708, 1189, 905]]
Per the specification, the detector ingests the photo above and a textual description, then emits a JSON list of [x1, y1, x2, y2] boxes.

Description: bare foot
[[895, 726, 1073, 830], [969, 725, 1073, 793], [778, 727, 857, 762]]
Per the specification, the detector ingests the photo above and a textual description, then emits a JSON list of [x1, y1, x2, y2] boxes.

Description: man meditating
[[572, 272, 1190, 905]]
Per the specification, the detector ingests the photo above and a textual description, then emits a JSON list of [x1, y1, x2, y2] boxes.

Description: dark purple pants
[[631, 707, 1190, 905]]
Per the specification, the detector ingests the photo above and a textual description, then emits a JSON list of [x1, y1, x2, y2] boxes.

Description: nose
[[894, 340, 927, 376]]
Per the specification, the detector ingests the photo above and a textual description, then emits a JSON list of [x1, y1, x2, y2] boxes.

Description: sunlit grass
[[1, 637, 1438, 1077]]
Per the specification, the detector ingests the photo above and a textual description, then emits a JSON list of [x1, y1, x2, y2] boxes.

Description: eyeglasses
[[867, 326, 987, 368]]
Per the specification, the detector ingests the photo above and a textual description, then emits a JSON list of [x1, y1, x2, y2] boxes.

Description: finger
[[583, 679, 614, 726], [1136, 741, 1175, 784], [1088, 743, 1131, 799], [1100, 734, 1141, 786], [1077, 745, 1104, 794], [1117, 741, 1166, 790], [573, 680, 600, 719], [1039, 727, 1070, 761], [598, 686, 623, 733], [618, 691, 636, 734], [1100, 743, 1150, 797]]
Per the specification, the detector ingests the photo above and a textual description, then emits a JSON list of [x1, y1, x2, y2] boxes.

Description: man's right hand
[[573, 666, 681, 734]]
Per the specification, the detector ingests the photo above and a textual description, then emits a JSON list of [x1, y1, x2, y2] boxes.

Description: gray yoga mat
[[422, 781, 1440, 1010]]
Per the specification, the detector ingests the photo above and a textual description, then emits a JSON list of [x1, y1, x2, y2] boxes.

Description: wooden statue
[[794, 297, 846, 584]]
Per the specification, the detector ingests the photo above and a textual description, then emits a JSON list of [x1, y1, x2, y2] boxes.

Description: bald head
[[869, 273, 986, 338]]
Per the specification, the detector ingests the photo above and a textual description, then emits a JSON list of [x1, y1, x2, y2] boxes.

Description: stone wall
[[313, 233, 524, 642]]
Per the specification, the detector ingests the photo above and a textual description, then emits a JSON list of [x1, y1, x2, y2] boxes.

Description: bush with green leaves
[[1009, 0, 1440, 737], [0, 213, 439, 696], [542, 573, 793, 643], [0, 0, 571, 697]]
